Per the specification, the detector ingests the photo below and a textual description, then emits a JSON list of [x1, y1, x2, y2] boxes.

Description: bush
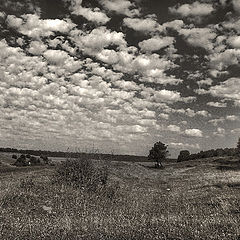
[[12, 154, 17, 159], [54, 158, 108, 191]]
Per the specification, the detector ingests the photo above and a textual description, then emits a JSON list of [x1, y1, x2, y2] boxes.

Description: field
[[0, 152, 240, 240]]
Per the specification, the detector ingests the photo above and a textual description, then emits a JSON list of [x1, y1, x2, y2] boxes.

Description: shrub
[[54, 158, 108, 191], [12, 154, 17, 159], [14, 155, 28, 167]]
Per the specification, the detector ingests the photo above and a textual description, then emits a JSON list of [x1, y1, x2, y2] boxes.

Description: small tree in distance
[[237, 137, 240, 160], [148, 141, 169, 168]]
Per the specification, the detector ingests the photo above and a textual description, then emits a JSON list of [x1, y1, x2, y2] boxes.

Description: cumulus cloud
[[169, 142, 200, 149], [179, 27, 217, 51], [100, 0, 139, 17], [169, 2, 214, 18], [207, 102, 227, 108], [167, 124, 181, 132], [6, 14, 76, 38], [233, 0, 240, 13], [138, 36, 175, 52], [213, 127, 225, 137], [226, 115, 239, 121], [227, 36, 240, 48], [123, 17, 163, 33], [209, 49, 240, 71], [67, 0, 110, 24], [28, 41, 47, 55], [208, 78, 240, 106], [184, 128, 203, 137]]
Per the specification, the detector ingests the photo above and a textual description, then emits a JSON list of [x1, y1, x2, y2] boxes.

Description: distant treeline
[[0, 147, 148, 162], [177, 147, 238, 162]]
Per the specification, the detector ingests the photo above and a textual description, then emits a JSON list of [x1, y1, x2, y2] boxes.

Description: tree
[[148, 141, 169, 168], [177, 150, 190, 162], [237, 137, 240, 159]]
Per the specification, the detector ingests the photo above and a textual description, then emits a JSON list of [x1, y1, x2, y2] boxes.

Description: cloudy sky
[[0, 0, 240, 157]]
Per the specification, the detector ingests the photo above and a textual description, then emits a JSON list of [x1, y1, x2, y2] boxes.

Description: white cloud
[[169, 2, 214, 17], [73, 7, 110, 24], [233, 0, 240, 13], [184, 128, 203, 137], [207, 102, 227, 108], [162, 20, 184, 31], [208, 118, 225, 126], [209, 49, 240, 71], [167, 124, 181, 132], [43, 50, 70, 65], [227, 36, 240, 49], [123, 17, 163, 33], [197, 78, 213, 86], [138, 36, 175, 52], [208, 78, 240, 106], [213, 127, 225, 137], [28, 40, 47, 55], [169, 142, 200, 149], [179, 27, 216, 51], [226, 115, 239, 121], [100, 0, 139, 17], [6, 14, 76, 38]]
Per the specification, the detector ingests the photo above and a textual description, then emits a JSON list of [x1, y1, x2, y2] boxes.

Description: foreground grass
[[0, 157, 240, 239]]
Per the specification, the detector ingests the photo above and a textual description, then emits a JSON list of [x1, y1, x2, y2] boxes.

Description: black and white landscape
[[0, 0, 240, 239]]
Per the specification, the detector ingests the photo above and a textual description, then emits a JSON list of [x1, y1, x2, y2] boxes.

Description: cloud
[[213, 127, 225, 137], [209, 49, 240, 71], [197, 78, 213, 86], [208, 118, 225, 126], [207, 102, 227, 108], [227, 36, 240, 49], [123, 17, 163, 32], [226, 115, 239, 121], [28, 40, 47, 55], [184, 128, 203, 137], [233, 0, 240, 13], [138, 36, 175, 52], [169, 142, 200, 149], [67, 0, 110, 24], [43, 50, 70, 65], [169, 2, 214, 18], [100, 0, 139, 17], [208, 78, 240, 106], [6, 14, 76, 38], [179, 27, 216, 51], [72, 7, 110, 24], [167, 124, 181, 132]]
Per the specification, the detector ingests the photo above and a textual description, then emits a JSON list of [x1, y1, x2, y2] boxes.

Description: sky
[[0, 0, 240, 157]]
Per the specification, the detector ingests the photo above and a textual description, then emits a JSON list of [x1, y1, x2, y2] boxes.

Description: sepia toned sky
[[0, 0, 240, 157]]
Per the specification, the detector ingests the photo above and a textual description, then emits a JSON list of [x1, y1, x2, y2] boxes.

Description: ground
[[0, 152, 240, 240]]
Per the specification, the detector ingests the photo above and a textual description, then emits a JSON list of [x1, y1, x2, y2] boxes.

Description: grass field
[[0, 152, 240, 240]]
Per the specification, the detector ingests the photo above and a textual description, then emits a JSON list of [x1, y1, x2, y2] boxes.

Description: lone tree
[[148, 141, 169, 168]]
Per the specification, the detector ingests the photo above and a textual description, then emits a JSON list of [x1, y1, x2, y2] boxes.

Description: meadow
[[0, 152, 240, 240]]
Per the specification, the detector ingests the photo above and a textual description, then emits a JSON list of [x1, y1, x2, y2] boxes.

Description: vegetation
[[1, 153, 240, 239], [0, 147, 148, 162], [177, 150, 190, 162], [13, 154, 52, 167], [54, 158, 108, 191], [148, 141, 168, 168], [177, 147, 239, 162], [237, 137, 240, 159]]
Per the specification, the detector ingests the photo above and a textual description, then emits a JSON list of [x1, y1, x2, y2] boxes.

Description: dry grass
[[0, 154, 240, 239]]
